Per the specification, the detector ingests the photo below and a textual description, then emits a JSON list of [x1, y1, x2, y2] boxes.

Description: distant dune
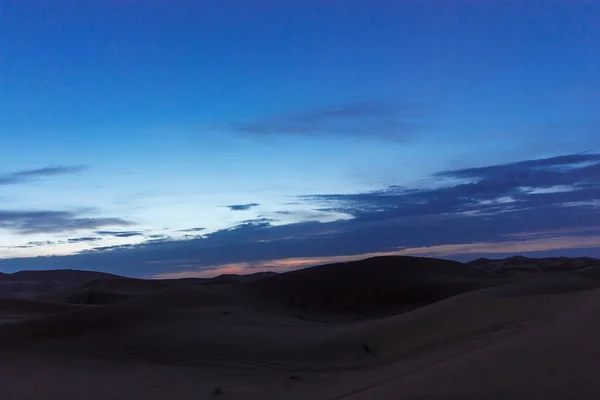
[[1, 255, 600, 399], [0, 269, 121, 299]]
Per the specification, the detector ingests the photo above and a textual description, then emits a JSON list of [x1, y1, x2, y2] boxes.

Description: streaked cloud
[[0, 210, 133, 235], [0, 165, 87, 185], [304, 152, 600, 220], [95, 230, 144, 238], [230, 100, 430, 140], [224, 203, 260, 211], [177, 227, 206, 233], [67, 237, 100, 243], [504, 226, 600, 239]]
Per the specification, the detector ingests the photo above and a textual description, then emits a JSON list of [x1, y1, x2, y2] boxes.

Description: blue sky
[[1, 0, 600, 277]]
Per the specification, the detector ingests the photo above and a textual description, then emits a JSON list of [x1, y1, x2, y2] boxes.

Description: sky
[[1, 0, 600, 278]]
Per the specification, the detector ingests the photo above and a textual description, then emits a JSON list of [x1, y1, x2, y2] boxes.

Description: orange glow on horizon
[[150, 234, 600, 279]]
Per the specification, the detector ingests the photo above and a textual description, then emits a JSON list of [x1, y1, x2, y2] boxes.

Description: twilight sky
[[1, 0, 600, 277]]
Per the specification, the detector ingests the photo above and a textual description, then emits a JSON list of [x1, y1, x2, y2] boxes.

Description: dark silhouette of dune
[[56, 277, 176, 305], [61, 288, 140, 305], [247, 256, 501, 316], [469, 255, 600, 273], [0, 299, 142, 344], [2, 255, 600, 399], [206, 271, 278, 285], [0, 269, 121, 298], [0, 296, 80, 316], [577, 265, 600, 280]]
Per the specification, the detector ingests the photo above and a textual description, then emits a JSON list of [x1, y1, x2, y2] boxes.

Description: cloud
[[303, 152, 600, 221], [434, 153, 600, 189], [504, 226, 600, 239], [0, 210, 133, 234], [0, 165, 87, 185], [225, 203, 260, 211], [26, 240, 57, 246], [2, 153, 600, 277], [177, 227, 206, 232], [394, 235, 600, 258], [4, 237, 100, 248], [147, 234, 170, 240], [95, 230, 144, 238], [229, 100, 429, 140], [1, 240, 58, 249], [67, 237, 100, 243]]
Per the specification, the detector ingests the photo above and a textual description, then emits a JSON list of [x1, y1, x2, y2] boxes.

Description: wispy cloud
[[67, 237, 100, 243], [503, 226, 600, 239], [26, 240, 56, 247], [95, 230, 144, 238], [0, 210, 133, 234], [2, 240, 57, 249], [0, 165, 87, 185], [435, 152, 600, 181], [304, 152, 600, 220], [225, 203, 260, 211], [395, 235, 600, 258], [177, 227, 206, 233], [230, 100, 430, 140]]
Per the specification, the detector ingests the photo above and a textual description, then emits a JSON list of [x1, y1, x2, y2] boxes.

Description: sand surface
[[1, 255, 600, 399]]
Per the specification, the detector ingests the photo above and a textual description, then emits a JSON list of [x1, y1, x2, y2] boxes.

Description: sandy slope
[[1, 256, 600, 399], [348, 288, 600, 399]]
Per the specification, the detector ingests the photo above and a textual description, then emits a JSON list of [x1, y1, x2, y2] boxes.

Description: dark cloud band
[[0, 210, 133, 235]]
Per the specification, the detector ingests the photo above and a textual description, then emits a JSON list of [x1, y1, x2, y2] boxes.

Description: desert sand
[[1, 255, 600, 399]]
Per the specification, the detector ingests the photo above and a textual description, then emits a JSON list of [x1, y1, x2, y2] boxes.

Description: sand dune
[[56, 277, 177, 305], [348, 287, 600, 399], [246, 256, 502, 317], [1, 255, 600, 399], [0, 269, 121, 298]]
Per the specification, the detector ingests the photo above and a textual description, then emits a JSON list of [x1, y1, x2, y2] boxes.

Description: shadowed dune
[[0, 296, 80, 315], [246, 256, 503, 316], [55, 277, 176, 305], [0, 296, 81, 326], [347, 286, 600, 400], [207, 271, 278, 285], [0, 269, 121, 299], [2, 255, 600, 399], [483, 274, 599, 298], [576, 265, 600, 281]]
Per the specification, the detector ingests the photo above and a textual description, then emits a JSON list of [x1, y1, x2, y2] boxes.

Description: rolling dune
[[1, 256, 600, 399]]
